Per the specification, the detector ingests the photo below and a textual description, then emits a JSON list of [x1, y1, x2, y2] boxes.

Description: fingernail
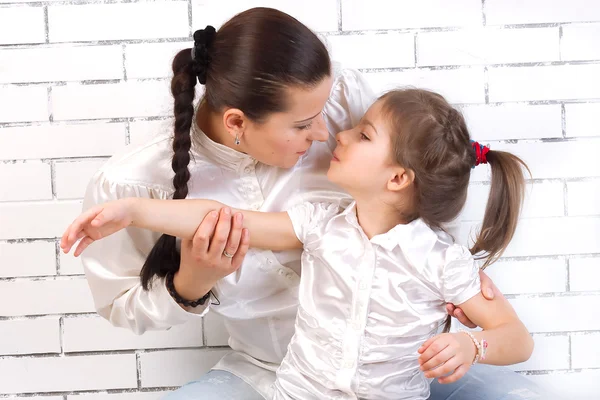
[[236, 213, 242, 222], [223, 208, 230, 215], [210, 211, 218, 218], [485, 288, 494, 298]]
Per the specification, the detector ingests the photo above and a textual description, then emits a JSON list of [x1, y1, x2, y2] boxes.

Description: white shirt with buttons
[[81, 66, 378, 397], [273, 202, 481, 400]]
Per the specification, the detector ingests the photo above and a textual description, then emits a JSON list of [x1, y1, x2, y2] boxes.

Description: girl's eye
[[360, 132, 370, 141], [297, 122, 313, 130]]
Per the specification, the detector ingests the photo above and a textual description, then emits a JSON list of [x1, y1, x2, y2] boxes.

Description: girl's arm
[[62, 197, 301, 257]]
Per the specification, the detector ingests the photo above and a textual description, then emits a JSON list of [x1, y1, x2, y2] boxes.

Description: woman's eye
[[360, 132, 370, 141], [297, 122, 313, 130]]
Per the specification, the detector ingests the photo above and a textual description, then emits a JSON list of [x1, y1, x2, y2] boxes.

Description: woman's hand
[[418, 332, 476, 384], [61, 198, 137, 257], [446, 270, 499, 328], [173, 207, 250, 301]]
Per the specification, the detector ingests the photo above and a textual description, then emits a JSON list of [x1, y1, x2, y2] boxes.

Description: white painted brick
[[0, 241, 56, 278], [512, 335, 569, 371], [125, 42, 189, 79], [129, 119, 173, 147], [488, 64, 600, 102], [0, 278, 95, 316], [568, 181, 600, 216], [462, 104, 562, 141], [562, 24, 600, 61], [0, 162, 52, 201], [341, 0, 481, 30], [63, 315, 203, 352], [530, 370, 600, 400], [461, 181, 564, 222], [486, 0, 600, 25], [0, 354, 137, 394], [570, 257, 600, 292], [68, 393, 168, 400], [0, 6, 45, 45], [0, 123, 126, 161], [0, 86, 48, 123], [192, 0, 339, 32], [365, 67, 485, 104], [49, 2, 189, 42], [565, 103, 600, 137], [485, 258, 566, 295], [418, 28, 559, 66], [326, 33, 415, 69], [140, 349, 230, 388], [52, 81, 171, 121], [572, 333, 600, 368], [5, 397, 63, 400], [459, 216, 600, 257], [55, 160, 106, 200], [204, 311, 230, 347], [60, 251, 84, 276], [509, 295, 600, 333], [0, 46, 123, 84], [0, 318, 60, 355], [0, 201, 82, 240]]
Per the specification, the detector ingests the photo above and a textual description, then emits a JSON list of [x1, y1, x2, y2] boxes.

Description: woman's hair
[[140, 7, 331, 290], [379, 88, 530, 269]]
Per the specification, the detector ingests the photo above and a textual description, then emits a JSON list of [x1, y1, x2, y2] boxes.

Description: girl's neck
[[354, 196, 412, 240]]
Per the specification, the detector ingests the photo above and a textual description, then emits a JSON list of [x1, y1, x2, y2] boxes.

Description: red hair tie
[[471, 141, 490, 167]]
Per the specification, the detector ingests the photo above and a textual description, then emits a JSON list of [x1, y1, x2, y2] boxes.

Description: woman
[[80, 7, 545, 400]]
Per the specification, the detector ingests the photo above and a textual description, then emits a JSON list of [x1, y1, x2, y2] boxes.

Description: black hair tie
[[191, 25, 216, 85]]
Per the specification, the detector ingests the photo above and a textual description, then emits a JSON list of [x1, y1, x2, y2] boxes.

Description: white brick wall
[[1, 0, 598, 397]]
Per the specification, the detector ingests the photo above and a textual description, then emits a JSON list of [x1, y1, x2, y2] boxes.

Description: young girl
[[62, 88, 533, 400]]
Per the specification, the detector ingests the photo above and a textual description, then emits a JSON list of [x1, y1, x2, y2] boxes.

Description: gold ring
[[223, 250, 234, 258]]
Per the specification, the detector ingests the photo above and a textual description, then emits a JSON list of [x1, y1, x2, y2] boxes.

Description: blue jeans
[[163, 364, 553, 399]]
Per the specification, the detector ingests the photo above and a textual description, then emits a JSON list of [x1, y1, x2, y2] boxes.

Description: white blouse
[[81, 65, 376, 398], [275, 202, 481, 400]]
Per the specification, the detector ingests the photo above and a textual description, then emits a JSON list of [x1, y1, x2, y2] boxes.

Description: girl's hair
[[380, 89, 529, 269], [140, 7, 331, 290]]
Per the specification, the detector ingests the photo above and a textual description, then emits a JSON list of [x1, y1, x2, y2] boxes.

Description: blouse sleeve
[[286, 202, 341, 245], [440, 244, 481, 306]]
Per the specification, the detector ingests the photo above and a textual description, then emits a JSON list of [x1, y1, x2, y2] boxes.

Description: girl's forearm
[[472, 320, 534, 365]]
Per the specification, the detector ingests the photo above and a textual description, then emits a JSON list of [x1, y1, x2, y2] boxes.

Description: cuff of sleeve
[[157, 277, 211, 321], [447, 285, 481, 307]]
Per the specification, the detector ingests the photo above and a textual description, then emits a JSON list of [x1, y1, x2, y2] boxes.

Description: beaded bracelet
[[458, 329, 488, 364], [165, 272, 211, 308]]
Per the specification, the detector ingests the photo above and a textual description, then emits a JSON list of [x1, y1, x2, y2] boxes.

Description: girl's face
[[327, 100, 399, 195], [241, 77, 333, 169]]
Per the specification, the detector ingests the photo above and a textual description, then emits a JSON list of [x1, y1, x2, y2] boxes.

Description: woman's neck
[[354, 195, 411, 240]]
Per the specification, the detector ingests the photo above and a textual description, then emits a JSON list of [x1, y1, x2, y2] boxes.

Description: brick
[[0, 278, 95, 316], [0, 354, 137, 394], [204, 311, 230, 347], [341, 0, 481, 30], [52, 81, 171, 121], [365, 67, 485, 104], [0, 6, 45, 45], [0, 318, 60, 355], [461, 181, 564, 222], [462, 104, 562, 141], [572, 333, 600, 368], [512, 335, 569, 371], [0, 123, 126, 161], [567, 181, 600, 217], [139, 349, 230, 387], [129, 120, 173, 147], [59, 251, 84, 276], [0, 86, 48, 123], [565, 103, 600, 137], [570, 257, 600, 292], [55, 160, 106, 200], [0, 201, 82, 240], [68, 393, 168, 400], [125, 42, 189, 79], [509, 295, 600, 333], [0, 162, 52, 201], [418, 28, 559, 66], [485, 258, 566, 295], [49, 2, 189, 42], [0, 46, 123, 84], [530, 370, 600, 400], [488, 64, 600, 102], [562, 23, 600, 61], [486, 0, 600, 25], [192, 0, 339, 32], [327, 33, 415, 69], [0, 241, 56, 278], [63, 315, 203, 352]]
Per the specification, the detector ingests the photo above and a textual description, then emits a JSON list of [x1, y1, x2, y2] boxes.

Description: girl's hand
[[417, 332, 476, 384], [60, 198, 137, 257]]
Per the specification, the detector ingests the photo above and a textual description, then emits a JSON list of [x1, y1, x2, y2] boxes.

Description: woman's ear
[[223, 108, 247, 141]]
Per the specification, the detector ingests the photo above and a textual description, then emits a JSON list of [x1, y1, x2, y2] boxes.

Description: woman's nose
[[307, 113, 329, 142]]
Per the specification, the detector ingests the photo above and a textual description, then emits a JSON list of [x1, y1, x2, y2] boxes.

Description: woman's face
[[242, 76, 334, 168]]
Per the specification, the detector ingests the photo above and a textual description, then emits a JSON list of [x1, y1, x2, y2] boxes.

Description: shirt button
[[244, 167, 251, 174], [343, 360, 354, 368], [351, 321, 361, 330], [278, 269, 285, 276], [359, 282, 368, 290]]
